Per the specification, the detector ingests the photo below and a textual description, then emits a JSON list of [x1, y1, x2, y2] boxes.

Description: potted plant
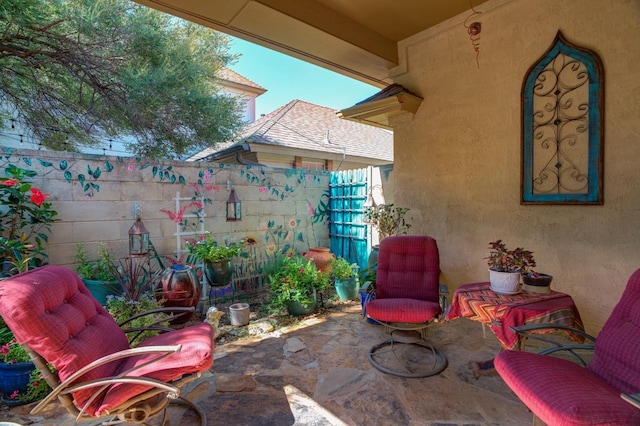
[[267, 255, 330, 315], [329, 256, 359, 301], [485, 240, 536, 294], [187, 234, 245, 287], [522, 270, 554, 293], [364, 203, 412, 240], [74, 243, 120, 305], [0, 323, 51, 405]]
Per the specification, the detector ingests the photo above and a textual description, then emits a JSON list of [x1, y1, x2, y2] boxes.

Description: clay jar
[[302, 247, 335, 273]]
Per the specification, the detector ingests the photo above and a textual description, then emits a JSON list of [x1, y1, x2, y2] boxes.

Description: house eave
[[336, 91, 423, 130]]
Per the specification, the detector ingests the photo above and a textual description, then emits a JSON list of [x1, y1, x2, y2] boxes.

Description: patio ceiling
[[132, 0, 489, 88]]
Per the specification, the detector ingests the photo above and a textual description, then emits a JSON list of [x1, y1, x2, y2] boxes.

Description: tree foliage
[[0, 0, 245, 158]]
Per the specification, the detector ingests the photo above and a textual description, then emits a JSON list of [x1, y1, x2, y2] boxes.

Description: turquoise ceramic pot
[[335, 277, 359, 301]]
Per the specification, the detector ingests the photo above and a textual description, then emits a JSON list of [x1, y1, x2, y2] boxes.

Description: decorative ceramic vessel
[[82, 279, 120, 305], [488, 269, 521, 294], [522, 273, 553, 293], [204, 260, 232, 287], [158, 264, 200, 323], [286, 289, 317, 316], [335, 277, 359, 301], [0, 361, 35, 396], [302, 247, 335, 273]]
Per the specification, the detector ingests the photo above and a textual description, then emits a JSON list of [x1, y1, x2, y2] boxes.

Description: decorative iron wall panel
[[521, 31, 604, 204]]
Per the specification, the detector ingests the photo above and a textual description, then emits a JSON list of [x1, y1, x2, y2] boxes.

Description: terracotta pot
[[302, 247, 335, 273]]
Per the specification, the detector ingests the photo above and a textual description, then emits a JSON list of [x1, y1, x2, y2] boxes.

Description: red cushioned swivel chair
[[366, 235, 447, 377], [0, 265, 213, 425], [495, 268, 640, 425]]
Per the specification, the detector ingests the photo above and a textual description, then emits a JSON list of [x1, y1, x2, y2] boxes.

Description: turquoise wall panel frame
[[521, 31, 604, 204]]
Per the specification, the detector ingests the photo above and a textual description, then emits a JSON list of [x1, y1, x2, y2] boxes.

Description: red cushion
[[0, 266, 129, 410], [96, 322, 213, 416], [495, 350, 640, 425], [366, 298, 441, 323], [589, 268, 640, 394]]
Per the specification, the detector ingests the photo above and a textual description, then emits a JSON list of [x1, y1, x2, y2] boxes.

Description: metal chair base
[[368, 336, 447, 378]]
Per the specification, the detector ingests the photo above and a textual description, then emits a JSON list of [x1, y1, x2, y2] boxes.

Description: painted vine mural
[[0, 147, 332, 299]]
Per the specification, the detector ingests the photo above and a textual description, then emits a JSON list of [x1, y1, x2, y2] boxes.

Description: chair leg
[[368, 337, 447, 378], [167, 396, 207, 426]]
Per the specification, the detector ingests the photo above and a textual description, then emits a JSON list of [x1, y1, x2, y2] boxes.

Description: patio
[[2, 301, 539, 425]]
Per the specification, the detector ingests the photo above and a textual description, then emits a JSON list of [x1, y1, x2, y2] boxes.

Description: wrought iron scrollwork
[[522, 31, 604, 204]]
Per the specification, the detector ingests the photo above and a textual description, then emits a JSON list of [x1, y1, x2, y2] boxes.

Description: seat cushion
[[367, 298, 441, 323], [0, 266, 130, 410], [95, 322, 213, 416], [495, 350, 640, 425]]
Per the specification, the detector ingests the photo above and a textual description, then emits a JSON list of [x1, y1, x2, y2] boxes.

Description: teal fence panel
[[329, 168, 369, 270]]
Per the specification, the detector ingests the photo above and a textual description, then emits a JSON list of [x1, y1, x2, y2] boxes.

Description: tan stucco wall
[[391, 0, 640, 333]]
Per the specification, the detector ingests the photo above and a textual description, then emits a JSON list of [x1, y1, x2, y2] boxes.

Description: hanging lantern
[[226, 189, 241, 221], [128, 217, 150, 257]]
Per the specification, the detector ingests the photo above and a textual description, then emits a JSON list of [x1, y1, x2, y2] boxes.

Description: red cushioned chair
[[366, 235, 447, 377], [0, 265, 213, 425], [495, 268, 640, 425]]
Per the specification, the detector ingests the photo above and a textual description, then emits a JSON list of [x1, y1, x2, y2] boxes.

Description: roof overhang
[[336, 85, 423, 129], [131, 0, 490, 88]]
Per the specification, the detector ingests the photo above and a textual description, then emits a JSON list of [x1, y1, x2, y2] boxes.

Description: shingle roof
[[192, 99, 393, 161], [218, 67, 266, 92]]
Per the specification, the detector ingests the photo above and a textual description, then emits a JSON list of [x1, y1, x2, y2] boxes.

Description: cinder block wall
[[0, 148, 330, 274]]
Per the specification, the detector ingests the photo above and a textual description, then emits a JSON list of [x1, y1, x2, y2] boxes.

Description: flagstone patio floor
[[1, 301, 537, 425]]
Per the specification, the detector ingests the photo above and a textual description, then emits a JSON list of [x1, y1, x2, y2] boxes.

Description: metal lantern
[[128, 217, 150, 257], [226, 189, 241, 221]]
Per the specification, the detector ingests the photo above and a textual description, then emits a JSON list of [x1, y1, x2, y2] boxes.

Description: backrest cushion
[[376, 236, 440, 303], [588, 267, 640, 394], [0, 265, 129, 408]]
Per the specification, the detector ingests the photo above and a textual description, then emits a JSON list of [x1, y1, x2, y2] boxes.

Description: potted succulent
[[74, 243, 120, 305], [485, 240, 536, 294], [186, 234, 245, 287], [329, 256, 359, 301], [267, 255, 330, 315]]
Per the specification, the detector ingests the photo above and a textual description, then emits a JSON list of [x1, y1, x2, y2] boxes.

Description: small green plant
[[329, 257, 357, 279], [106, 293, 169, 347], [74, 243, 116, 281], [186, 234, 245, 263], [0, 164, 59, 272], [267, 255, 330, 313], [364, 204, 411, 239], [486, 240, 536, 274]]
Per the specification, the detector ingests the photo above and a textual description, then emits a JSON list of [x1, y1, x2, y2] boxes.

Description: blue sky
[[228, 36, 380, 117]]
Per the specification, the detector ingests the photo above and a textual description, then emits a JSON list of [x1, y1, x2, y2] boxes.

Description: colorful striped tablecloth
[[445, 282, 584, 349]]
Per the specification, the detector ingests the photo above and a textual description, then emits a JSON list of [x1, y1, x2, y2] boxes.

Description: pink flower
[[204, 185, 219, 192], [259, 186, 268, 194], [203, 170, 212, 182], [30, 187, 49, 206], [1, 179, 18, 187], [10, 390, 19, 399], [189, 182, 200, 191], [190, 201, 203, 209], [306, 201, 315, 217]]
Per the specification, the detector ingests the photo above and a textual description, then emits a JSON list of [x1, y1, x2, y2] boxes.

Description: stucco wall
[[0, 148, 330, 277], [392, 0, 640, 333]]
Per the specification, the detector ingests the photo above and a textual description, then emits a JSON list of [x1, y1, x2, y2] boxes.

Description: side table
[[445, 282, 584, 349]]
